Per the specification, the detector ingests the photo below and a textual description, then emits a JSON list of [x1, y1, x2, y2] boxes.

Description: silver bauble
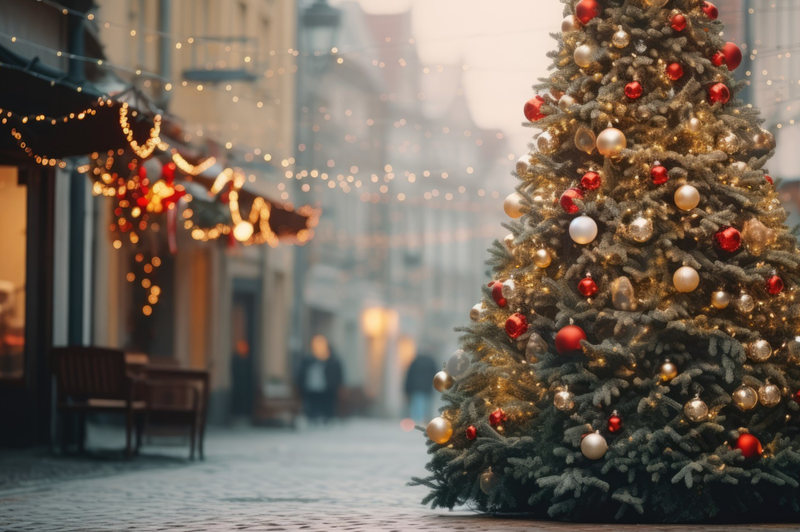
[[446, 349, 471, 379], [470, 303, 487, 322], [748, 339, 772, 362], [732, 385, 758, 411], [433, 371, 455, 393], [711, 290, 731, 309], [480, 468, 500, 495], [581, 432, 608, 460], [561, 15, 581, 33], [533, 249, 553, 268], [554, 387, 575, 411], [717, 131, 741, 153], [574, 43, 597, 69], [673, 266, 700, 293], [759, 381, 782, 407], [501, 279, 516, 300], [735, 293, 755, 314], [536, 131, 559, 154], [684, 395, 709, 422], [597, 127, 627, 158], [612, 29, 631, 49], [674, 184, 700, 211], [611, 276, 637, 311], [426, 416, 453, 444], [627, 216, 654, 243], [569, 215, 598, 245], [559, 94, 578, 112], [526, 332, 548, 363]]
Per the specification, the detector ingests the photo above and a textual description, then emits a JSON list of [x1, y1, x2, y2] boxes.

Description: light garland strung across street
[[119, 103, 161, 158], [8, 127, 67, 168]]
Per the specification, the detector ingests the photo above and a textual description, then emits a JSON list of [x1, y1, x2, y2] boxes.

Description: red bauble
[[765, 175, 774, 185], [489, 408, 507, 427], [608, 412, 622, 433], [702, 1, 719, 20], [734, 433, 762, 459], [555, 325, 587, 355], [709, 83, 731, 104], [575, 0, 601, 25], [491, 282, 507, 308], [794, 391, 800, 404], [711, 51, 726, 67], [505, 313, 529, 339], [524, 95, 546, 122], [580, 171, 602, 191], [560, 188, 585, 214], [767, 275, 784, 295], [625, 81, 643, 100], [671, 13, 687, 32], [650, 165, 669, 185], [666, 63, 684, 81], [714, 226, 741, 253], [578, 276, 598, 297], [162, 162, 177, 184], [722, 42, 743, 71], [466, 425, 477, 440]]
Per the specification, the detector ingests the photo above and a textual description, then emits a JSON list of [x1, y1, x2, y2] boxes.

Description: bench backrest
[[51, 346, 129, 401]]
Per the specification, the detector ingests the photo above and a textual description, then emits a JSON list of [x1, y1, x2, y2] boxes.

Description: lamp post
[[290, 0, 341, 359]]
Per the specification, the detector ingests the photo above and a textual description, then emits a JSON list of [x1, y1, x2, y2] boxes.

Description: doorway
[[230, 279, 261, 419]]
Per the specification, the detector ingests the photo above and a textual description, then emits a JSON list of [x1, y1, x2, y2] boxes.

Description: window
[[0, 166, 26, 380]]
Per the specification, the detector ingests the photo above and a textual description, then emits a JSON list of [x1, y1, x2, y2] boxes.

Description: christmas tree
[[411, 0, 800, 522]]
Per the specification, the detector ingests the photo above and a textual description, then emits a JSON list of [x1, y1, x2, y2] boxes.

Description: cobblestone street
[[1, 420, 799, 532]]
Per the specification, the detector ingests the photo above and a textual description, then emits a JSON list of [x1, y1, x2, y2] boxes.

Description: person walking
[[297, 335, 343, 423], [404, 352, 437, 423]]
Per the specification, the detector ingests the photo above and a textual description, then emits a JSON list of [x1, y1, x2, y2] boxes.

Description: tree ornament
[[479, 468, 500, 495], [446, 349, 471, 379], [671, 13, 687, 32], [581, 171, 601, 190], [581, 432, 608, 460], [765, 174, 774, 185], [688, 117, 702, 133], [426, 417, 453, 444], [608, 411, 622, 433], [561, 15, 582, 33], [489, 408, 507, 427], [627, 216, 654, 243], [578, 276, 598, 297], [674, 185, 700, 211], [709, 83, 731, 104], [491, 282, 507, 308], [702, 1, 719, 20], [734, 433, 763, 459], [714, 226, 741, 252], [501, 279, 517, 300], [569, 215, 598, 245], [503, 192, 525, 219], [735, 292, 755, 314], [516, 154, 531, 175], [560, 188, 585, 214], [526, 333, 548, 363], [684, 395, 709, 422], [466, 425, 477, 440], [611, 276, 637, 311], [722, 42, 743, 71], [536, 131, 559, 154], [711, 290, 732, 309], [433, 371, 455, 393], [575, 0, 601, 24], [673, 266, 700, 293], [733, 384, 758, 411], [711, 51, 726, 67], [555, 325, 587, 355], [574, 126, 597, 154], [625, 81, 643, 100], [666, 63, 684, 81], [767, 275, 784, 295], [554, 386, 575, 411], [470, 303, 487, 322], [574, 43, 597, 69], [505, 313, 529, 339], [503, 234, 516, 253], [753, 128, 776, 151], [749, 339, 773, 362], [651, 165, 669, 185], [533, 249, 553, 268], [741, 218, 776, 256], [597, 128, 627, 158], [759, 381, 782, 407], [558, 94, 578, 111], [660, 360, 678, 381], [524, 96, 546, 122], [612, 29, 631, 49], [716, 131, 741, 153], [795, 390, 800, 404]]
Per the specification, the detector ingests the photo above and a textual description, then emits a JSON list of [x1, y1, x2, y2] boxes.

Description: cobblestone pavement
[[2, 419, 800, 531]]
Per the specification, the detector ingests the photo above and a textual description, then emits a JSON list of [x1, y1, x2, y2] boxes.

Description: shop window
[[0, 166, 26, 380]]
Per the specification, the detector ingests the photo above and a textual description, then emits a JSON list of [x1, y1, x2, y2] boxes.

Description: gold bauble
[[759, 381, 781, 407], [559, 94, 578, 112], [711, 290, 731, 309], [660, 360, 678, 382], [741, 218, 776, 257], [627, 216, 653, 243], [554, 387, 575, 411], [516, 154, 532, 176], [674, 184, 700, 211], [480, 468, 500, 494], [732, 385, 758, 411], [684, 395, 709, 422], [748, 339, 772, 362], [597, 127, 627, 158], [574, 43, 597, 69], [574, 126, 597, 154], [673, 266, 700, 293], [611, 276, 637, 311], [716, 131, 741, 153], [503, 192, 525, 218], [688, 117, 702, 133], [612, 29, 631, 49], [561, 15, 582, 33], [426, 416, 453, 444], [533, 249, 553, 268], [735, 292, 755, 314], [503, 234, 516, 253], [536, 131, 559, 154], [433, 371, 455, 393], [753, 128, 776, 151]]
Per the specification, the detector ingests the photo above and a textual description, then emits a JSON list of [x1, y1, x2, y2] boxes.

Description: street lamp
[[302, 0, 341, 57]]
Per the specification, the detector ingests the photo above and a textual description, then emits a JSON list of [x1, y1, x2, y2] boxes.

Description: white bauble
[[581, 432, 608, 460], [569, 215, 598, 245], [574, 43, 597, 69], [673, 266, 700, 293], [561, 15, 581, 33]]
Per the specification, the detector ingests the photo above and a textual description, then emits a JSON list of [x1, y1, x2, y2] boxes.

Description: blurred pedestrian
[[404, 352, 437, 423], [297, 335, 343, 423]]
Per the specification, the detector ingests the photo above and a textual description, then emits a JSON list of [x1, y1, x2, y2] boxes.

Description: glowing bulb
[[233, 221, 254, 242]]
